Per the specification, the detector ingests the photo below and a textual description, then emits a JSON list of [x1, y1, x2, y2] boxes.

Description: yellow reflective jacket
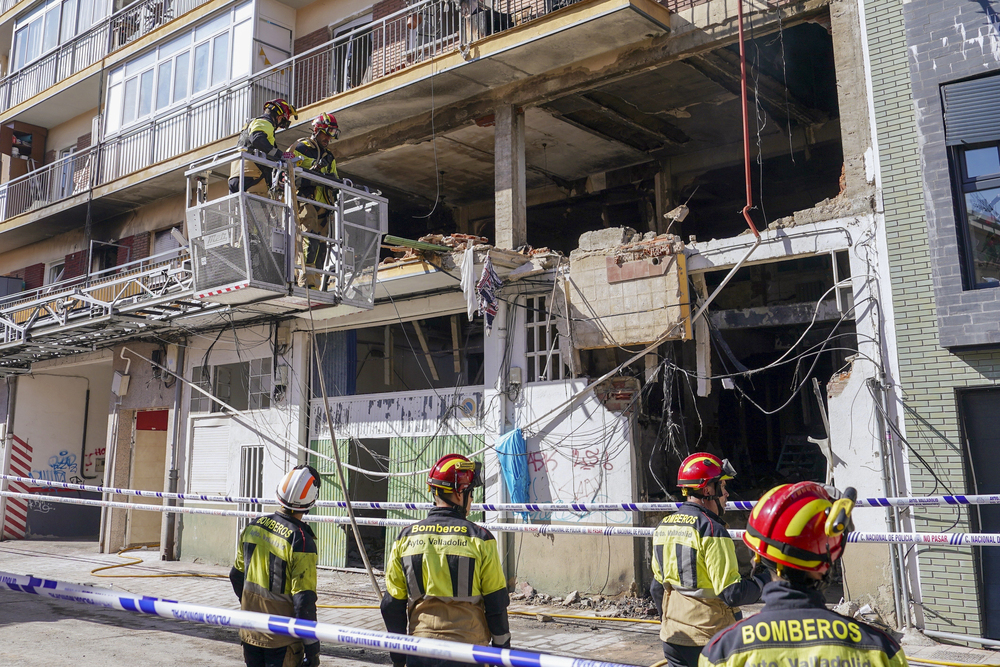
[[290, 138, 338, 206], [381, 506, 510, 653], [700, 580, 908, 667], [651, 502, 765, 646], [231, 510, 319, 649], [231, 115, 282, 187]]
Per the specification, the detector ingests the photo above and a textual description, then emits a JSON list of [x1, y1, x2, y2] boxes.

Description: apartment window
[[46, 260, 65, 285], [190, 359, 272, 413], [238, 444, 264, 534], [104, 2, 252, 135], [12, 0, 107, 71], [953, 143, 1000, 289], [525, 295, 567, 383]]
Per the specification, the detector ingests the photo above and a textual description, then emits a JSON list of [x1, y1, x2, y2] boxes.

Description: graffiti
[[27, 498, 54, 513], [83, 447, 106, 472], [527, 451, 557, 473], [571, 448, 614, 471], [31, 450, 78, 483]]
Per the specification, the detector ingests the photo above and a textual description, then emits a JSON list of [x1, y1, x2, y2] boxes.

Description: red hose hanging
[[737, 0, 761, 240]]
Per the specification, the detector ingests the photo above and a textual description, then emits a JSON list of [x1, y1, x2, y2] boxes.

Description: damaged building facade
[[0, 0, 985, 643]]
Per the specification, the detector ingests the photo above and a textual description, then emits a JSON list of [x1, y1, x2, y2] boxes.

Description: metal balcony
[[0, 246, 218, 373]]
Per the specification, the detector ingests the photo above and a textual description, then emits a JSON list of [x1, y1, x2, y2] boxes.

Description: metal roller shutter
[[944, 75, 1000, 146]]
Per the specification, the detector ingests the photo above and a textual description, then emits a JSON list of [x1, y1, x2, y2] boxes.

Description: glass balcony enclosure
[[11, 0, 110, 72], [104, 1, 254, 136]]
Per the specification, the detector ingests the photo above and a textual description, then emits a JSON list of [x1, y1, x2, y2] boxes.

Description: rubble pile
[[510, 582, 658, 619]]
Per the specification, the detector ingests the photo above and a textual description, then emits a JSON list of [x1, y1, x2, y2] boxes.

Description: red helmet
[[677, 453, 736, 491], [428, 454, 483, 495], [264, 98, 297, 129], [743, 482, 855, 575], [312, 112, 340, 140]]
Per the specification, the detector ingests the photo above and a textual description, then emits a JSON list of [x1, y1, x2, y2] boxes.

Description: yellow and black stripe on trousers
[[700, 579, 908, 667], [381, 505, 510, 656], [651, 502, 766, 646], [230, 510, 319, 650]]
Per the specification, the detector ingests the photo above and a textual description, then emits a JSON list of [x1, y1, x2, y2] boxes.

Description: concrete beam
[[685, 215, 862, 273], [709, 299, 842, 329], [495, 105, 527, 249]]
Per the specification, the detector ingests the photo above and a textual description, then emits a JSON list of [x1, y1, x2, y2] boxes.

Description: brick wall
[[869, 0, 1000, 638], [63, 249, 88, 279], [373, 0, 405, 21], [294, 26, 329, 55], [10, 263, 44, 290], [77, 133, 91, 150], [117, 232, 150, 266]]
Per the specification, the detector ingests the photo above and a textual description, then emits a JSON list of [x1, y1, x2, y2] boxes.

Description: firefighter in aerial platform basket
[[230, 98, 298, 195], [651, 453, 770, 667], [700, 482, 907, 667], [381, 454, 511, 667], [230, 465, 322, 667], [290, 112, 341, 289]]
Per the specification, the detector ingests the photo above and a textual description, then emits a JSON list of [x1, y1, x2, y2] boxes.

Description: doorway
[[127, 409, 168, 546], [346, 438, 389, 569], [960, 388, 1000, 639]]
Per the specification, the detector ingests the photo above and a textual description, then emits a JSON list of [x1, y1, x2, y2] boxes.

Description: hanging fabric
[[461, 245, 477, 321], [495, 428, 529, 520], [476, 254, 502, 334]]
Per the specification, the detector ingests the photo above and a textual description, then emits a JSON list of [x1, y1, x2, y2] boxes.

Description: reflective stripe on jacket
[[232, 511, 319, 648], [651, 502, 762, 646], [230, 115, 280, 187], [699, 580, 908, 667], [290, 139, 338, 206], [382, 506, 510, 647]]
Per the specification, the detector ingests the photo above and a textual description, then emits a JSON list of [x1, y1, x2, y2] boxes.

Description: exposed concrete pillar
[[829, 0, 874, 198], [494, 105, 526, 249], [654, 162, 674, 235]]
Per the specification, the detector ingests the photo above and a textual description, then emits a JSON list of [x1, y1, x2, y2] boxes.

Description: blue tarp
[[496, 428, 529, 517]]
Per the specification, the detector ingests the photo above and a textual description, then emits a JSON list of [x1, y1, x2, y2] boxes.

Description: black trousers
[[662, 642, 703, 667], [406, 656, 467, 667], [243, 642, 302, 667]]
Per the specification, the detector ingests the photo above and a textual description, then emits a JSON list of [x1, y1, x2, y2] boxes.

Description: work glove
[[283, 151, 296, 160], [302, 641, 321, 666]]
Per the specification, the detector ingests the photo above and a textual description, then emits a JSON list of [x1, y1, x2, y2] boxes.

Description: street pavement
[[0, 539, 996, 667], [0, 539, 662, 667]]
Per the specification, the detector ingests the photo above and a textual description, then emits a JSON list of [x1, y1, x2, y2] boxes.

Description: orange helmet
[[743, 482, 856, 575], [312, 112, 340, 140], [264, 98, 297, 129], [428, 454, 482, 495], [677, 453, 736, 491]]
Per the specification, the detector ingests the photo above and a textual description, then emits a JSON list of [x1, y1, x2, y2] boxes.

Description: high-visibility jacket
[[290, 138, 339, 206], [380, 506, 510, 658], [651, 502, 765, 646], [699, 580, 908, 667], [229, 510, 319, 649], [230, 114, 283, 188]]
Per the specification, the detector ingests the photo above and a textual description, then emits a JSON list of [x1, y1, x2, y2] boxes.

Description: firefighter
[[229, 98, 297, 195], [700, 482, 907, 667], [380, 454, 510, 667], [651, 453, 769, 667], [230, 464, 322, 667], [289, 112, 341, 288]]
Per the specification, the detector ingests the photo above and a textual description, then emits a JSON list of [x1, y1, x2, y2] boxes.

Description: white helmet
[[276, 465, 321, 511]]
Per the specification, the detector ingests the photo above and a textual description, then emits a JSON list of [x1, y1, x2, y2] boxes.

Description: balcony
[[0, 0, 215, 125], [0, 0, 674, 246], [0, 247, 221, 371]]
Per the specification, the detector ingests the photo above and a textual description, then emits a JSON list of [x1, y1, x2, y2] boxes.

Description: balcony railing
[[0, 0, 594, 224], [0, 0, 212, 111], [0, 246, 194, 348]]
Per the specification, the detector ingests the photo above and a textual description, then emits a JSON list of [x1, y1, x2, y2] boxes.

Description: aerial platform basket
[[184, 151, 388, 311]]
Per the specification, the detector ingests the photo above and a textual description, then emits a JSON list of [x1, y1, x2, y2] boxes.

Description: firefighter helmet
[[428, 454, 483, 495], [264, 99, 297, 129], [743, 482, 856, 575], [312, 112, 341, 140], [677, 453, 736, 491], [276, 464, 321, 511]]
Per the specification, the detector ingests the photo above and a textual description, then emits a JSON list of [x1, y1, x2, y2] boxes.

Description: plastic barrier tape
[[4, 491, 1000, 546], [0, 571, 641, 667], [5, 475, 999, 512]]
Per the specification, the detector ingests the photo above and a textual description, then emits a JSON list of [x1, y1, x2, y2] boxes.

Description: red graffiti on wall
[[571, 448, 614, 471], [84, 447, 106, 472], [527, 451, 558, 473]]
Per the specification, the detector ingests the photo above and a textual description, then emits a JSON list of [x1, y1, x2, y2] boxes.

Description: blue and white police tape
[[5, 490, 1000, 546], [6, 474, 1000, 513], [0, 571, 641, 667]]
